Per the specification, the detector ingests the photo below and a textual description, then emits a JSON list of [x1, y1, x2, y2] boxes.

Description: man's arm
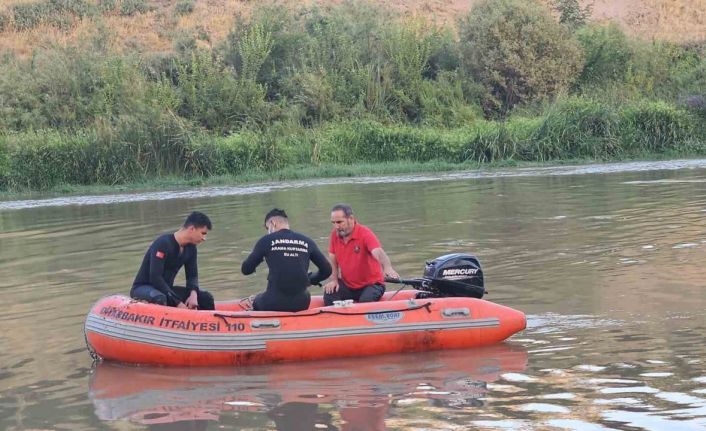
[[371, 247, 399, 280], [308, 242, 332, 285], [184, 246, 199, 291], [323, 252, 340, 293], [241, 237, 268, 275], [183, 247, 200, 309], [148, 244, 183, 306]]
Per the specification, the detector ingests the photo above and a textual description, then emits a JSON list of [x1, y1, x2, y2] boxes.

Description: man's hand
[[176, 302, 188, 309], [308, 272, 321, 286], [185, 290, 199, 309], [384, 269, 400, 281], [323, 279, 339, 294]]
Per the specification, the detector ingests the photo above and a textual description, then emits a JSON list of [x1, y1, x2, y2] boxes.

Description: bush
[[627, 41, 706, 102], [418, 71, 481, 127], [0, 48, 178, 131], [380, 20, 433, 122], [284, 70, 340, 125], [120, 0, 150, 17], [4, 131, 92, 189], [458, 121, 514, 162], [222, 4, 413, 124], [459, 0, 584, 115], [48, 13, 76, 31], [182, 122, 311, 177], [51, 0, 93, 18], [10, 0, 92, 31], [0, 135, 9, 188], [527, 97, 620, 160], [316, 121, 490, 164], [424, 28, 461, 80], [97, 0, 117, 13], [682, 95, 706, 119], [175, 0, 194, 16], [0, 12, 10, 32], [575, 24, 633, 89], [620, 101, 694, 153], [174, 50, 271, 133], [12, 2, 52, 30], [553, 0, 592, 31]]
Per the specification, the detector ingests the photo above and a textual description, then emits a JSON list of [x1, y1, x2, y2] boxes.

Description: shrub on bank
[[0, 136, 9, 189], [575, 24, 633, 89], [10, 0, 93, 31], [3, 131, 93, 189], [174, 49, 272, 134], [119, 0, 150, 16], [526, 97, 621, 160], [1, 96, 702, 191], [174, 0, 194, 16], [459, 0, 584, 115], [12, 2, 54, 30], [316, 122, 464, 164], [620, 100, 695, 153], [0, 12, 10, 31]]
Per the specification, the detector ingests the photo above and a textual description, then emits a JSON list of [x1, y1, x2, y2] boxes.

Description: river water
[[1, 160, 706, 430]]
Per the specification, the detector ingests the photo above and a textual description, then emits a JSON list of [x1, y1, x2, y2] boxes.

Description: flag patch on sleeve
[[155, 251, 165, 259]]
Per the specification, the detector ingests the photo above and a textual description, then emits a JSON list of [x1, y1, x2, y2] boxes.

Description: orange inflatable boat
[[84, 253, 526, 366], [85, 291, 525, 366]]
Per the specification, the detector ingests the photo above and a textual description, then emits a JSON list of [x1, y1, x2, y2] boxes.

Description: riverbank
[[3, 155, 706, 203]]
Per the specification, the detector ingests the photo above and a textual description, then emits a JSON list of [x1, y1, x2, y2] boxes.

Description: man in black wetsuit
[[130, 211, 215, 310], [241, 208, 332, 312]]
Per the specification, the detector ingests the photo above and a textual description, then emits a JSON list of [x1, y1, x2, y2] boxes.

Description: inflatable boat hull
[[84, 292, 526, 366]]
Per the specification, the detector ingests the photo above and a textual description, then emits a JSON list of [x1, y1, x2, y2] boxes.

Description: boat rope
[[214, 301, 433, 322], [386, 283, 407, 301], [83, 321, 100, 363]]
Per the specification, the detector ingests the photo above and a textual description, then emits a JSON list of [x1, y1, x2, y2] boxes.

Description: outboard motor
[[420, 253, 485, 299], [389, 253, 486, 299]]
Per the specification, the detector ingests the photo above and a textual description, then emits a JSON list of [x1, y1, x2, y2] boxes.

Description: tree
[[554, 0, 593, 31], [459, 0, 584, 115]]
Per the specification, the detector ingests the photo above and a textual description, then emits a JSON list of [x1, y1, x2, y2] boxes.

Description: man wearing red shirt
[[323, 203, 400, 306]]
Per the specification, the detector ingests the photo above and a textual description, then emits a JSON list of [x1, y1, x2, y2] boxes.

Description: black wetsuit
[[130, 233, 214, 310], [241, 229, 332, 312]]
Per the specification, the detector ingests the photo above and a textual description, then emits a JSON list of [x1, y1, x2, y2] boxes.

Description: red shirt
[[329, 223, 384, 289]]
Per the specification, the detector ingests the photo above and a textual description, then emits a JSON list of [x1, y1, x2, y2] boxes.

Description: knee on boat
[[200, 291, 215, 310], [151, 292, 168, 306]]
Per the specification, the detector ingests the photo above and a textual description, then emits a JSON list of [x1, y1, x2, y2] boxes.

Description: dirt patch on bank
[[0, 0, 703, 57]]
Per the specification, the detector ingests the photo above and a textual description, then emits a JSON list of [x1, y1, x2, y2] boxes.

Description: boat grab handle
[[251, 319, 281, 329], [442, 308, 470, 318]]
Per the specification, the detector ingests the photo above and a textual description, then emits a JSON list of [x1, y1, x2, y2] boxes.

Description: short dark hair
[[184, 211, 212, 230], [331, 203, 353, 217], [264, 208, 288, 224]]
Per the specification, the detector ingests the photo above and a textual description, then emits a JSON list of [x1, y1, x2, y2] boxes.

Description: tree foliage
[[459, 0, 584, 115]]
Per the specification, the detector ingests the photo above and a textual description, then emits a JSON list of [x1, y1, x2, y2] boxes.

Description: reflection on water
[[89, 344, 527, 430], [2, 160, 706, 430]]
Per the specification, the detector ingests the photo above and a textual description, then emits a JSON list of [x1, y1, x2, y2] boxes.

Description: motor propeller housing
[[418, 253, 485, 299]]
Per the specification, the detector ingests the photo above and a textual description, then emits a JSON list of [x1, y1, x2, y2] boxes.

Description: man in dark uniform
[[130, 211, 215, 310], [241, 208, 332, 312]]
